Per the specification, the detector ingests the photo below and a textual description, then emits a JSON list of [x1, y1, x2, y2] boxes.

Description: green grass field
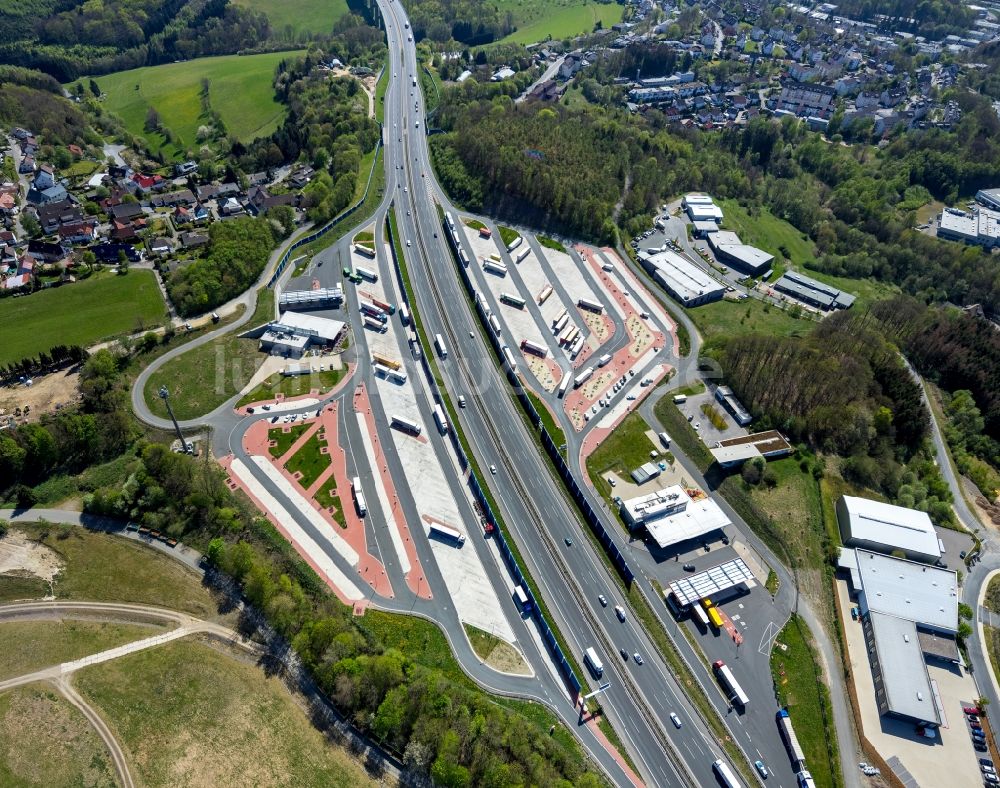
[[771, 616, 841, 788], [238, 367, 346, 407], [0, 620, 163, 681], [495, 0, 624, 45], [267, 423, 310, 458], [84, 51, 304, 158], [0, 271, 165, 365], [284, 429, 331, 489], [586, 410, 663, 505], [0, 684, 118, 787], [688, 297, 810, 345], [232, 0, 349, 37], [75, 640, 377, 788], [143, 289, 273, 420]]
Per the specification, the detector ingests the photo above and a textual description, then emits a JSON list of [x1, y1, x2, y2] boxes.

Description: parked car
[[981, 758, 995, 768], [966, 706, 982, 715], [683, 563, 696, 572], [969, 714, 982, 723]]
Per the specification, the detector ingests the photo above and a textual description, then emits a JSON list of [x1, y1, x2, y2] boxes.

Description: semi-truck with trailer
[[712, 660, 750, 708]]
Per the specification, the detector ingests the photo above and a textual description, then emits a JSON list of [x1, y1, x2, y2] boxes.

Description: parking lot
[[674, 389, 748, 445]]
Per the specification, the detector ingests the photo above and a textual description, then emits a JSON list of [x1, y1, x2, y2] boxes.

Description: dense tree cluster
[[0, 83, 101, 149], [0, 0, 272, 81], [0, 345, 88, 385], [831, 0, 974, 40], [0, 350, 135, 502], [714, 309, 956, 523], [167, 216, 275, 317], [234, 32, 383, 194], [403, 0, 515, 45]]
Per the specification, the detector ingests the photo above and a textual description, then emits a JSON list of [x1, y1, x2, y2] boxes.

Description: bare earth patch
[[0, 529, 63, 593], [0, 368, 80, 425]]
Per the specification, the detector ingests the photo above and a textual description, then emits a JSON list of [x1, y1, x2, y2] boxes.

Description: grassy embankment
[[771, 616, 842, 788], [0, 271, 165, 366], [231, 0, 350, 37], [283, 429, 331, 489], [238, 367, 347, 408]]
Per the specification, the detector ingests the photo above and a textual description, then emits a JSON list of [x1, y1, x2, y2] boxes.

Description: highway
[[377, 0, 750, 785]]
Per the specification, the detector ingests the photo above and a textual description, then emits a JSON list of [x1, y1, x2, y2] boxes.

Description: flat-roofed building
[[620, 485, 731, 548], [975, 188, 1000, 211], [836, 495, 941, 563], [839, 548, 959, 727], [937, 207, 1000, 249], [714, 385, 752, 426], [772, 270, 856, 310], [639, 249, 725, 307], [259, 311, 345, 358], [707, 230, 774, 276], [710, 430, 792, 467]]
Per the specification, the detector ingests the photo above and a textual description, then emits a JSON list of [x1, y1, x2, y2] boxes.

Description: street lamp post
[[158, 385, 189, 453]]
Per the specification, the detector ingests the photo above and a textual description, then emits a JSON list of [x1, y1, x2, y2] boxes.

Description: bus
[[712, 759, 742, 788], [435, 333, 448, 359], [712, 660, 750, 709], [512, 585, 531, 612], [584, 647, 604, 678], [776, 709, 806, 769], [399, 303, 410, 325], [500, 292, 525, 309], [433, 404, 449, 434], [351, 477, 367, 516], [429, 522, 465, 546], [557, 371, 572, 398], [391, 415, 422, 435]]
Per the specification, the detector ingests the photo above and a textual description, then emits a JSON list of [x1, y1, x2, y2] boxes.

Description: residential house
[[108, 202, 145, 223], [26, 183, 68, 206], [179, 231, 209, 249], [130, 172, 164, 193], [246, 186, 296, 216], [219, 196, 244, 216], [18, 155, 35, 174], [56, 222, 96, 245], [150, 189, 196, 209], [0, 192, 16, 216], [26, 239, 69, 263], [147, 236, 174, 256], [36, 200, 84, 234], [33, 165, 56, 191], [288, 167, 314, 189]]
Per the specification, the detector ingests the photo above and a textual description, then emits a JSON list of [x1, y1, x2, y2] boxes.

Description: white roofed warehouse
[[836, 495, 940, 563]]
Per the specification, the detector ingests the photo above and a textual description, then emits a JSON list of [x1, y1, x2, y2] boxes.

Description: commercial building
[[710, 430, 792, 467], [836, 495, 941, 563], [639, 249, 725, 307], [259, 311, 345, 358], [839, 548, 959, 727], [706, 230, 774, 276], [772, 270, 856, 310], [714, 385, 752, 426], [620, 485, 731, 548], [278, 286, 343, 311], [937, 207, 1000, 249], [975, 188, 1000, 211]]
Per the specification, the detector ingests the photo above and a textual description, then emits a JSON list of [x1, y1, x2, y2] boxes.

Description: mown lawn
[[75, 640, 377, 788], [586, 409, 662, 502], [231, 0, 349, 37], [283, 429, 331, 489], [495, 0, 624, 45], [267, 423, 310, 459], [0, 271, 165, 365], [687, 296, 809, 345], [238, 367, 346, 407], [771, 616, 841, 788], [83, 52, 304, 158]]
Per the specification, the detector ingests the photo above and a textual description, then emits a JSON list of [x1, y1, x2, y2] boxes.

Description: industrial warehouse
[[706, 230, 774, 277], [258, 312, 346, 358], [839, 548, 958, 728], [836, 495, 941, 563], [638, 248, 725, 307]]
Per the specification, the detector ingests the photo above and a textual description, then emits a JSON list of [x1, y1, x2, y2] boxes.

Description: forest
[[830, 0, 974, 40], [0, 348, 601, 787], [166, 216, 275, 316], [402, 0, 515, 45], [0, 0, 273, 81], [715, 309, 958, 523]]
